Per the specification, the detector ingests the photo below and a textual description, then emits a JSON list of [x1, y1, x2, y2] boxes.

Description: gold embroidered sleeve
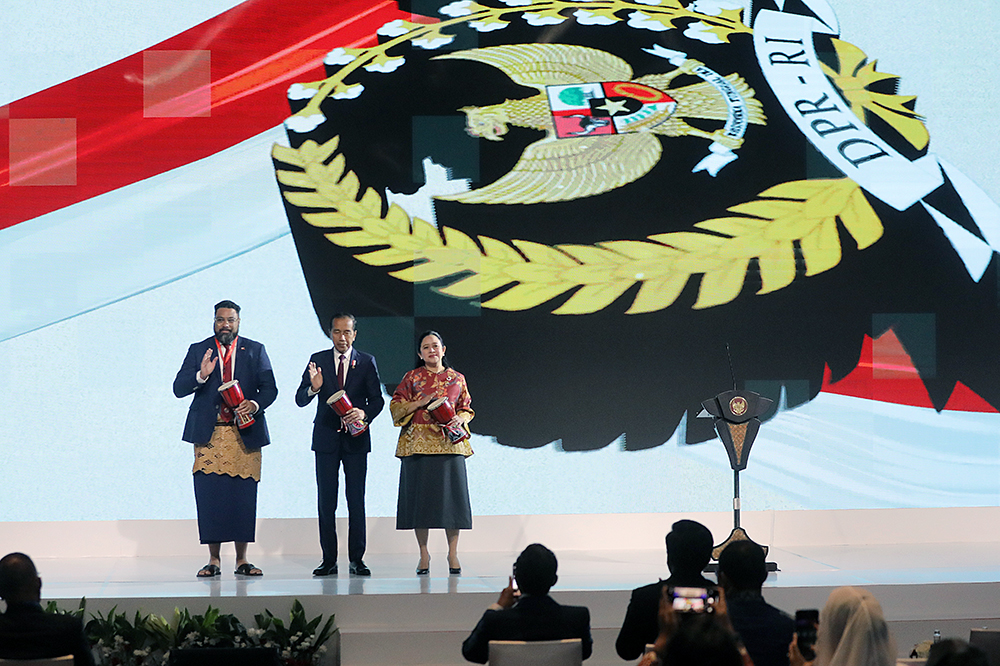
[[390, 399, 415, 427]]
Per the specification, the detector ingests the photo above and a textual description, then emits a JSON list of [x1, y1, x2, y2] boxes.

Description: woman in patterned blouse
[[390, 330, 474, 576]]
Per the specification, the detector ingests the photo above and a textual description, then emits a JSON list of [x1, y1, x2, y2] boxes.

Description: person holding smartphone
[[788, 587, 896, 666], [639, 586, 751, 666], [616, 520, 717, 660], [461, 544, 593, 664]]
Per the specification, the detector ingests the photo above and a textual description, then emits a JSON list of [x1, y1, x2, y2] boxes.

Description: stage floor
[[9, 509, 1000, 665], [31, 541, 1000, 601]]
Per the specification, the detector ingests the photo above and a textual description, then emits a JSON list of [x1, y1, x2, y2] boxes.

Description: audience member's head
[[0, 552, 42, 604], [660, 612, 744, 666], [513, 543, 559, 596], [666, 520, 714, 575], [815, 586, 895, 666], [717, 540, 768, 593], [927, 639, 990, 666]]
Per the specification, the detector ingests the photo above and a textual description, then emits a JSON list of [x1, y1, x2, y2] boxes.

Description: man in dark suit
[[0, 552, 95, 665], [462, 543, 593, 664], [616, 519, 717, 660], [295, 313, 385, 577], [173, 300, 278, 577], [718, 540, 793, 666]]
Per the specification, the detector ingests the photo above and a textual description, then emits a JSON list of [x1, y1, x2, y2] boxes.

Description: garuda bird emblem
[[432, 43, 767, 204]]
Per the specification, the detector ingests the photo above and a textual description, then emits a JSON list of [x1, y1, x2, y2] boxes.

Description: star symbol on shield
[[595, 98, 630, 115]]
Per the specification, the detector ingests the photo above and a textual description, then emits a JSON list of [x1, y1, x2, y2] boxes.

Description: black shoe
[[449, 567, 462, 575], [312, 563, 337, 576], [349, 560, 371, 576]]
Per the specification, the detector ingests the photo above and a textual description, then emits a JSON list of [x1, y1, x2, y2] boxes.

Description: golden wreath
[[274, 1, 925, 315]]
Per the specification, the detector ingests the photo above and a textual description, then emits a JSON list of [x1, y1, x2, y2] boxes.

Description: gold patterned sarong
[[193, 425, 261, 482]]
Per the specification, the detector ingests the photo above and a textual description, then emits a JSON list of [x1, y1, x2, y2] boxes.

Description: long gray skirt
[[396, 454, 472, 530]]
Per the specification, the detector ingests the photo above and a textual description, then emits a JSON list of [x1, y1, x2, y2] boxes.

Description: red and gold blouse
[[390, 366, 474, 458]]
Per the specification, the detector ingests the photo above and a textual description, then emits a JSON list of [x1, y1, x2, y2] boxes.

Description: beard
[[215, 330, 237, 346]]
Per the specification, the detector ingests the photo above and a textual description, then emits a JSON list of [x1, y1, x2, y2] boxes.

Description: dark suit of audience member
[[616, 519, 717, 660], [0, 552, 95, 666], [718, 540, 794, 666], [462, 544, 593, 664]]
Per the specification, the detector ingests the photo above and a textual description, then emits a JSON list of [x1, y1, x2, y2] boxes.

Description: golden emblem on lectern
[[729, 396, 748, 417]]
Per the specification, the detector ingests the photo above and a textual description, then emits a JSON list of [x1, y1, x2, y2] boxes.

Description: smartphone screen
[[668, 586, 718, 613], [795, 609, 819, 660]]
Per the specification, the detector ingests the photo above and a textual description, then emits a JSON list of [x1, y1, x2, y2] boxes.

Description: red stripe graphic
[[822, 331, 997, 412], [0, 0, 413, 229]]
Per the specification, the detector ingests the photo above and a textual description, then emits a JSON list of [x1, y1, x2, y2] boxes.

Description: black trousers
[[315, 449, 367, 564]]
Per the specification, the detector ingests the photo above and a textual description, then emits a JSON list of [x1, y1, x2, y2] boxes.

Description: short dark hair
[[666, 520, 714, 574], [661, 613, 743, 666], [717, 540, 767, 591], [0, 552, 39, 601], [927, 640, 990, 666], [330, 313, 357, 331], [214, 300, 241, 314], [513, 543, 558, 596]]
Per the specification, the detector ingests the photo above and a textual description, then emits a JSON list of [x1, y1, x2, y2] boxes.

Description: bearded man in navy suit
[[296, 313, 385, 576], [173, 300, 277, 578]]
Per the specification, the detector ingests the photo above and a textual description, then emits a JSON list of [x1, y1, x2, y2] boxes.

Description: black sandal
[[197, 564, 221, 578], [234, 562, 263, 576]]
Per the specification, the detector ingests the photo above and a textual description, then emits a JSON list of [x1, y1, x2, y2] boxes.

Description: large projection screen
[[2, 0, 999, 523]]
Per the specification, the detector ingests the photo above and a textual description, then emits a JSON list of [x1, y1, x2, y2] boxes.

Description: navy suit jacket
[[0, 601, 95, 665], [726, 591, 795, 666], [615, 572, 718, 660], [462, 595, 593, 664], [173, 336, 278, 450], [294, 347, 385, 454]]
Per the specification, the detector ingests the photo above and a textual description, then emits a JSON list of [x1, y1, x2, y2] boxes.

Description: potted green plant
[[85, 606, 171, 666], [250, 600, 338, 666]]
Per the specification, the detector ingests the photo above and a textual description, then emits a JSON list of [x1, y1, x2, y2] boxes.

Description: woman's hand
[[652, 587, 679, 653], [788, 634, 813, 666], [399, 393, 435, 417], [637, 651, 660, 666]]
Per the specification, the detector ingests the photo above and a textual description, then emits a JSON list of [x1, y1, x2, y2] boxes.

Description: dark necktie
[[338, 353, 346, 390]]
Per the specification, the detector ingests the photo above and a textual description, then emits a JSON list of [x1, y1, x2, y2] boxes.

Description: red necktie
[[338, 354, 346, 390], [218, 343, 235, 422]]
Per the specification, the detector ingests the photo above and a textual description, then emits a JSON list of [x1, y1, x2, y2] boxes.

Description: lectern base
[[702, 526, 779, 573]]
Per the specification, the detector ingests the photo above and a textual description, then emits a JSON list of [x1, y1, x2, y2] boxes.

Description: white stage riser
[[43, 588, 1000, 666], [5, 507, 1000, 559]]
